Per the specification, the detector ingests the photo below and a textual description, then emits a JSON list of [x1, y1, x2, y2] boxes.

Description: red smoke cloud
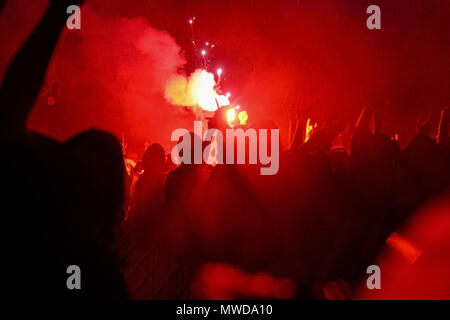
[[1, 1, 194, 152]]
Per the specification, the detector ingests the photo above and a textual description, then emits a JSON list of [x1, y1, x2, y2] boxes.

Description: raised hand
[[0, 0, 73, 138]]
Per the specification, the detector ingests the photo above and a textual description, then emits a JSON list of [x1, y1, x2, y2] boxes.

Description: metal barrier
[[124, 233, 193, 299]]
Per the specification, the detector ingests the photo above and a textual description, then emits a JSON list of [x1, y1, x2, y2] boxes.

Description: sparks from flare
[[201, 50, 207, 68], [165, 16, 250, 124], [217, 68, 222, 83]]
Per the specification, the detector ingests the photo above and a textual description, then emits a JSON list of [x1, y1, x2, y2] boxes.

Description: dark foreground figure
[[0, 1, 127, 298]]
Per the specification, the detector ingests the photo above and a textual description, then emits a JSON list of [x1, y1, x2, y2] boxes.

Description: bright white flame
[[201, 50, 206, 56], [226, 108, 237, 123], [217, 68, 222, 76]]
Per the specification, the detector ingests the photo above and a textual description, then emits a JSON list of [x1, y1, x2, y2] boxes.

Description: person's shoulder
[[406, 134, 436, 151], [166, 166, 180, 181]]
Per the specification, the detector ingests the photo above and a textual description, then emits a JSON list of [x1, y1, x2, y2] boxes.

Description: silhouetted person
[[127, 143, 166, 248], [165, 133, 210, 261], [0, 0, 128, 298], [65, 129, 128, 298]]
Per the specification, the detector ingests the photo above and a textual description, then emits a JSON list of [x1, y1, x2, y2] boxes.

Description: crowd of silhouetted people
[[123, 103, 449, 299], [1, 1, 449, 299]]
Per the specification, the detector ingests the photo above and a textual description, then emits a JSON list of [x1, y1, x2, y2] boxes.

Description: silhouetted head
[[176, 132, 202, 165], [417, 120, 432, 137], [66, 129, 124, 172], [66, 129, 125, 219], [329, 147, 349, 176], [301, 125, 339, 154], [142, 143, 165, 172]]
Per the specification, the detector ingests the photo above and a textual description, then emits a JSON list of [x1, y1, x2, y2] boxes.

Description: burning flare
[[165, 69, 230, 112], [226, 108, 237, 124]]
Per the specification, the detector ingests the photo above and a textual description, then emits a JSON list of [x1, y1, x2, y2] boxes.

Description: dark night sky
[[1, 0, 449, 150]]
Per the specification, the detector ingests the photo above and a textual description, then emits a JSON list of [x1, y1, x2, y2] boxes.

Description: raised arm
[[437, 107, 449, 145], [0, 1, 81, 138], [350, 97, 379, 159], [354, 106, 373, 138]]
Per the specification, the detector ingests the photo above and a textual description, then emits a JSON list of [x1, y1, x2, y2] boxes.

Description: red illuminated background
[[1, 0, 449, 153]]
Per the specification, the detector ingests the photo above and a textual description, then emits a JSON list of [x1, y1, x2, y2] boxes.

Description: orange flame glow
[[304, 118, 318, 142], [238, 110, 248, 125]]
